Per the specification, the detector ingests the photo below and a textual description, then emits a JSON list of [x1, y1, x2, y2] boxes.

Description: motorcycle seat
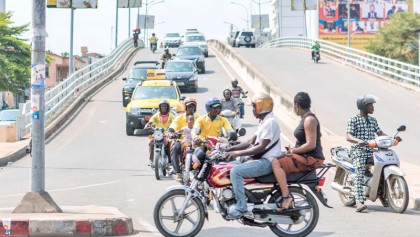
[[255, 170, 317, 184]]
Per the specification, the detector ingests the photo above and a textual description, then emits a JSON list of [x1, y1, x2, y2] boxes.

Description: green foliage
[[0, 12, 31, 93], [366, 12, 420, 65]]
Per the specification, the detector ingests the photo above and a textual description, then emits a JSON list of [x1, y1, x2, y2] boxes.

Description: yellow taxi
[[125, 79, 185, 135], [146, 69, 166, 80]]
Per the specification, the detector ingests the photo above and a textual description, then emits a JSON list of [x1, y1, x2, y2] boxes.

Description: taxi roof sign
[[146, 69, 166, 80]]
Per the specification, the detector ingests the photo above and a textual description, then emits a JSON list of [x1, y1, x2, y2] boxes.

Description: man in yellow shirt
[[146, 100, 175, 166], [169, 97, 200, 181], [149, 33, 158, 51], [193, 98, 232, 141]]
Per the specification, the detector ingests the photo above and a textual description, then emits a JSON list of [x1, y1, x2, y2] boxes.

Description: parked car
[[122, 61, 159, 107], [0, 109, 19, 126], [165, 60, 198, 92], [173, 45, 205, 73], [234, 31, 256, 48], [162, 33, 182, 48], [182, 33, 208, 57], [125, 80, 185, 135]]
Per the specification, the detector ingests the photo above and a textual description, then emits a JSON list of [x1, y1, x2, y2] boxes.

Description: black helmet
[[159, 100, 170, 112], [231, 78, 238, 86], [152, 33, 156, 36], [356, 94, 376, 113]]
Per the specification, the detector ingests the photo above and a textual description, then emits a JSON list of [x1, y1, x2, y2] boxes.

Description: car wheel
[[126, 124, 134, 136], [251, 44, 256, 48], [123, 98, 128, 107]]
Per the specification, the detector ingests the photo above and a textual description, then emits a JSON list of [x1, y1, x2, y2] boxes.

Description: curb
[[0, 46, 140, 168]]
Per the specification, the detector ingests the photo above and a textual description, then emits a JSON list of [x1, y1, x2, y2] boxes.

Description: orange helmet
[[252, 92, 273, 115], [183, 97, 197, 111]]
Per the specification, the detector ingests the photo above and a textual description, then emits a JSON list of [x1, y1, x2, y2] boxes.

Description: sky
[[6, 0, 272, 55]]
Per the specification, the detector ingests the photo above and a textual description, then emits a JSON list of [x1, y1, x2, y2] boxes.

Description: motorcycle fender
[[383, 166, 405, 180], [309, 185, 333, 208]]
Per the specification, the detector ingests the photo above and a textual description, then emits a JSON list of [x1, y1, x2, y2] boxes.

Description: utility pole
[[115, 0, 119, 48], [128, 4, 131, 38], [0, 0, 5, 12], [347, 1, 351, 47], [69, 8, 75, 74], [14, 0, 62, 213]]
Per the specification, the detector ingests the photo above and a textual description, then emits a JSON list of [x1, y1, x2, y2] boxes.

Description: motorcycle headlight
[[377, 138, 393, 148], [153, 130, 164, 140], [130, 108, 141, 115]]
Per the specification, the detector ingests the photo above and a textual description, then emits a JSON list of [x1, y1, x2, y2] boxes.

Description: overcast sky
[[6, 0, 272, 55]]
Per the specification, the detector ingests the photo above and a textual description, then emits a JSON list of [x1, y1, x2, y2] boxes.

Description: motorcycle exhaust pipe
[[330, 182, 352, 195]]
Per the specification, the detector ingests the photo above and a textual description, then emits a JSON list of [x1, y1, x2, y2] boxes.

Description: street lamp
[[230, 2, 249, 31], [251, 0, 271, 45], [143, 0, 165, 47]]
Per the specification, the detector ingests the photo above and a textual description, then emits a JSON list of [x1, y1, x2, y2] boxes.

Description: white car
[[182, 33, 208, 57], [163, 33, 182, 48]]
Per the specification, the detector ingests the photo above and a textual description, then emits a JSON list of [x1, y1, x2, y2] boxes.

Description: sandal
[[275, 194, 295, 212]]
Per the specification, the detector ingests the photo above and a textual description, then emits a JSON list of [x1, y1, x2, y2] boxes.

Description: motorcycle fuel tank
[[207, 163, 254, 188]]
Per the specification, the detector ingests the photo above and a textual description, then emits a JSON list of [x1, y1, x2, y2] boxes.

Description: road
[[0, 47, 419, 237]]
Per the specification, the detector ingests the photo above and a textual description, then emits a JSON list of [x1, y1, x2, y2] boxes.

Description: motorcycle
[[154, 131, 334, 237], [161, 57, 171, 69], [330, 125, 408, 213], [151, 43, 157, 53], [147, 127, 171, 180], [220, 109, 242, 131], [312, 51, 320, 63]]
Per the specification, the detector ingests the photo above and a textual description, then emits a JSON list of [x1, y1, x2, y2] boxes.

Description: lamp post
[[251, 0, 271, 45], [230, 2, 249, 30], [143, 0, 165, 48], [347, 0, 351, 48]]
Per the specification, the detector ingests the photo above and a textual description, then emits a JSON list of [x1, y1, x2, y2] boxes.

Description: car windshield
[[0, 109, 19, 121], [241, 32, 253, 36], [176, 47, 202, 56], [186, 35, 205, 42], [133, 86, 177, 100], [166, 33, 180, 37], [165, 62, 194, 72], [128, 68, 148, 81]]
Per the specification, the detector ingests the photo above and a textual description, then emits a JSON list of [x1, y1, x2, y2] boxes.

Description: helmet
[[159, 100, 170, 112], [356, 94, 376, 113], [231, 78, 238, 86], [205, 98, 222, 112], [252, 92, 273, 115], [183, 97, 197, 111], [152, 33, 155, 36]]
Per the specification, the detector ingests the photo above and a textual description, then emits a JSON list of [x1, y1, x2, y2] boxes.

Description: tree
[[0, 12, 31, 93], [366, 12, 420, 65]]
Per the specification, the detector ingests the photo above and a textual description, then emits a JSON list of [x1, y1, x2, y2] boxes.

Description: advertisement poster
[[47, 0, 98, 8], [31, 94, 40, 119], [31, 64, 45, 87], [139, 15, 155, 29], [292, 0, 317, 10], [319, 0, 412, 50], [118, 0, 142, 8], [251, 15, 270, 29]]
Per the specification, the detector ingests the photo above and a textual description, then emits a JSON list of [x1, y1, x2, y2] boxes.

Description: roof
[[141, 80, 172, 86]]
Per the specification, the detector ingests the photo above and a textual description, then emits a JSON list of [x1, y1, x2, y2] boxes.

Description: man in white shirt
[[224, 92, 282, 219]]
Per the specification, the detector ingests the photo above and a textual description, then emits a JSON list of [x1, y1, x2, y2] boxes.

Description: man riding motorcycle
[[169, 97, 200, 181], [161, 48, 172, 69], [224, 92, 282, 219], [146, 100, 175, 167], [231, 78, 246, 118], [311, 40, 321, 60], [149, 33, 158, 51]]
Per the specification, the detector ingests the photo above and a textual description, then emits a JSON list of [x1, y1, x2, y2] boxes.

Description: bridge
[[1, 37, 420, 236]]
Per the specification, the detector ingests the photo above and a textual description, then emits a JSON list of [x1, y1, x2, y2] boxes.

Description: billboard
[[139, 15, 155, 29], [118, 0, 142, 8], [47, 0, 98, 8], [292, 0, 317, 11], [319, 0, 413, 50], [251, 15, 270, 29]]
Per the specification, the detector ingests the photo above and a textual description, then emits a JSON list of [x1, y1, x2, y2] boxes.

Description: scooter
[[220, 109, 242, 131], [330, 125, 409, 213]]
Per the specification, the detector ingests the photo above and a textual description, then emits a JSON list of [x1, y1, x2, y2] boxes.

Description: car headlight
[[130, 108, 141, 115], [153, 130, 164, 140]]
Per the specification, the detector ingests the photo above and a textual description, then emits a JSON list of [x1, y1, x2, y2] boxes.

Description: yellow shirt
[[149, 36, 158, 43], [170, 113, 200, 132], [193, 115, 232, 139], [149, 112, 175, 129]]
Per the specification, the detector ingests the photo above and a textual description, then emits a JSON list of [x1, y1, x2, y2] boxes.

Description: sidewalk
[[0, 139, 29, 166], [0, 206, 133, 236]]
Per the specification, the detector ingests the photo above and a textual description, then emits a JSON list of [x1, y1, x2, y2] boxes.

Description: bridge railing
[[17, 38, 142, 140], [260, 37, 420, 88]]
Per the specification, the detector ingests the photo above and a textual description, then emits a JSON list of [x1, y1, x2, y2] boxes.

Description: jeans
[[239, 103, 245, 117], [171, 141, 181, 173], [230, 158, 272, 212]]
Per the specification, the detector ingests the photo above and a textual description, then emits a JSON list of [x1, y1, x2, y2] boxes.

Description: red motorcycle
[[154, 134, 334, 237]]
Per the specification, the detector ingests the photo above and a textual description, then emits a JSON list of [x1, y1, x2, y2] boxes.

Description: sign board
[[139, 15, 155, 29], [251, 15, 269, 30], [47, 0, 98, 8], [318, 0, 413, 50], [292, 0, 317, 11], [118, 0, 142, 8]]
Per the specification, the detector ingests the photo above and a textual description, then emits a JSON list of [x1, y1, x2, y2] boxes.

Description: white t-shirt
[[254, 112, 282, 162]]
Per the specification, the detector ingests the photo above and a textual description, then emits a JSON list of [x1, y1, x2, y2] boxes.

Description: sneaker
[[356, 203, 367, 212], [175, 173, 182, 182], [227, 205, 247, 220]]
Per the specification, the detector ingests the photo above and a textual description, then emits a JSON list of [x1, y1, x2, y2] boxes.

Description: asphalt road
[[0, 47, 419, 237]]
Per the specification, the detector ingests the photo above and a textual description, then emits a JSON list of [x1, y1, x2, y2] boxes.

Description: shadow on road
[[203, 70, 215, 74], [199, 227, 335, 237]]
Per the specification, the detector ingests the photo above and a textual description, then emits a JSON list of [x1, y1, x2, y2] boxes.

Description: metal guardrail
[[260, 37, 420, 88], [16, 38, 143, 140]]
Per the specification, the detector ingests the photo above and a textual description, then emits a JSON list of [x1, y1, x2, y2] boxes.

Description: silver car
[[234, 31, 256, 48]]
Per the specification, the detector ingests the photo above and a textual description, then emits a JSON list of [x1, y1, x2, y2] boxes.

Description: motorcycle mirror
[[237, 127, 246, 137], [122, 77, 127, 81], [228, 131, 238, 141], [397, 125, 406, 132]]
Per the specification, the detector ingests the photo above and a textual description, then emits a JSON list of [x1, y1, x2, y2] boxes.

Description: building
[[271, 0, 306, 38]]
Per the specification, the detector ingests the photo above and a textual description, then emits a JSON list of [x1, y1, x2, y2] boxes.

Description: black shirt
[[294, 113, 324, 159]]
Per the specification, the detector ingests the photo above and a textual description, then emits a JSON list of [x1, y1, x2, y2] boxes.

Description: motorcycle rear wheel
[[337, 171, 356, 206], [154, 189, 205, 237], [386, 175, 409, 213], [269, 186, 319, 237]]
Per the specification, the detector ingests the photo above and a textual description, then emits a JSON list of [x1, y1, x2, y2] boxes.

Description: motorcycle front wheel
[[337, 170, 356, 206], [269, 186, 319, 237], [386, 175, 409, 213], [154, 152, 162, 180], [154, 189, 205, 237]]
